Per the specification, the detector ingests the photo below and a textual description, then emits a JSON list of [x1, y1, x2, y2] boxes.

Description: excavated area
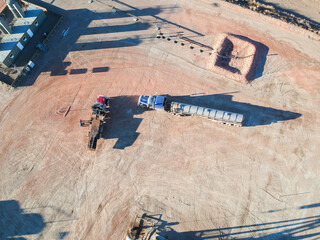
[[207, 34, 267, 83]]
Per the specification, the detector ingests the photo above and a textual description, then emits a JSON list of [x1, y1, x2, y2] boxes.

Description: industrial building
[[0, 0, 46, 67]]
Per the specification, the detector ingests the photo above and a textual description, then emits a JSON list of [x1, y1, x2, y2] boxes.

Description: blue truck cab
[[137, 94, 167, 111]]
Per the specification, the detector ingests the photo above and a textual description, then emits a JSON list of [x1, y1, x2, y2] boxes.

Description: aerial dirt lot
[[257, 0, 320, 23], [1, 0, 320, 239]]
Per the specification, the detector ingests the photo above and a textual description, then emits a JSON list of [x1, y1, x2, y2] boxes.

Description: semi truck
[[80, 95, 110, 150], [138, 94, 244, 127]]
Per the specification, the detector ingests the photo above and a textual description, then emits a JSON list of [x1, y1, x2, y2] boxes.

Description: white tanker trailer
[[138, 94, 244, 127]]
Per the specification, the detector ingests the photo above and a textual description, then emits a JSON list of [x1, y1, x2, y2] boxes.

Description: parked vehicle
[[80, 95, 110, 150], [138, 94, 244, 127]]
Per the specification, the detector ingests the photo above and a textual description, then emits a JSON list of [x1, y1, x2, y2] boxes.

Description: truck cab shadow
[[167, 93, 301, 126], [101, 95, 144, 149]]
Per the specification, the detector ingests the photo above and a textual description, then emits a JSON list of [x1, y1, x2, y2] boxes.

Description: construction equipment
[[80, 95, 110, 150], [137, 94, 244, 127], [126, 213, 169, 240]]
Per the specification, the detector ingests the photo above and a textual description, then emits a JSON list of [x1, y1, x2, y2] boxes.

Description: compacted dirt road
[[0, 0, 320, 239]]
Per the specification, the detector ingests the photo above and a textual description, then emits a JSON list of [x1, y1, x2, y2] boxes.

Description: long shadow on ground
[[99, 93, 301, 149], [0, 200, 45, 239], [166, 93, 301, 127], [130, 207, 320, 240], [163, 215, 320, 239], [101, 95, 143, 149], [15, 0, 163, 86]]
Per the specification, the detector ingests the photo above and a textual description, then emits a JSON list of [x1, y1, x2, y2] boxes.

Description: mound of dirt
[[207, 34, 268, 83]]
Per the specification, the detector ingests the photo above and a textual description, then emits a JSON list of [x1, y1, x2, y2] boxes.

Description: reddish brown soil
[[0, 0, 319, 239]]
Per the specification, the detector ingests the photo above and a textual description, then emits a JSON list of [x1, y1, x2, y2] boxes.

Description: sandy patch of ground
[[0, 0, 320, 239]]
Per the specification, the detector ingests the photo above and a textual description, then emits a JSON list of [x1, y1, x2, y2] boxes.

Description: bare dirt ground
[[258, 0, 320, 23], [1, 0, 320, 239]]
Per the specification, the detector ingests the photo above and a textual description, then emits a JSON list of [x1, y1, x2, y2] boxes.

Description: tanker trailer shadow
[[101, 95, 146, 149], [167, 93, 301, 126]]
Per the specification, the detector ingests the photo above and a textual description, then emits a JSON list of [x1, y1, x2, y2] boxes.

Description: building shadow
[[166, 93, 301, 126], [110, 0, 204, 36], [83, 22, 152, 35], [0, 200, 45, 239], [13, 1, 162, 86], [101, 95, 143, 149], [71, 37, 143, 51]]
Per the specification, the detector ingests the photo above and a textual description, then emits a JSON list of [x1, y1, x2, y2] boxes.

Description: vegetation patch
[[224, 0, 320, 35]]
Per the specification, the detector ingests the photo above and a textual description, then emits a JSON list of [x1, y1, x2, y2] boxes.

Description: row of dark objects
[[156, 33, 204, 53]]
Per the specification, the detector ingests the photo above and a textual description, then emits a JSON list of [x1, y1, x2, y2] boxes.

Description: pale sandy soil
[[258, 0, 320, 23], [0, 0, 320, 239]]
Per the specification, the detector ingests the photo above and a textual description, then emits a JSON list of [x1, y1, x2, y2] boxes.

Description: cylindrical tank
[[170, 101, 244, 127], [92, 95, 109, 113]]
